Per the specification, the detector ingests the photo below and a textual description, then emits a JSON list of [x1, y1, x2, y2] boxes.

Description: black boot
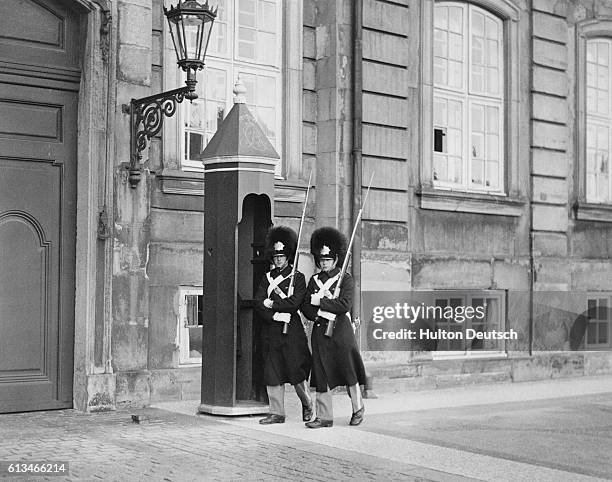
[[349, 406, 364, 426], [259, 414, 286, 425], [305, 418, 333, 428]]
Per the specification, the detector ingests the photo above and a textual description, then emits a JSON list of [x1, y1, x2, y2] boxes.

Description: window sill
[[158, 169, 204, 197], [574, 201, 612, 223], [417, 188, 526, 217], [431, 351, 508, 360]]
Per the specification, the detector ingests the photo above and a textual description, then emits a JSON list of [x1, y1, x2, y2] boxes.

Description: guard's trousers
[[315, 383, 363, 421], [267, 380, 311, 416]]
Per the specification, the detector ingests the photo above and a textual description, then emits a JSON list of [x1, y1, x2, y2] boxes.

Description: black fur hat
[[265, 226, 298, 263], [310, 227, 347, 268]]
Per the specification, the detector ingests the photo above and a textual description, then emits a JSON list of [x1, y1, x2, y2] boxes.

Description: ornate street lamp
[[127, 0, 216, 188]]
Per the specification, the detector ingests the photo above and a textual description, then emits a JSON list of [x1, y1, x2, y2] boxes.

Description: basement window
[[430, 290, 506, 359], [178, 288, 204, 365], [585, 295, 612, 349]]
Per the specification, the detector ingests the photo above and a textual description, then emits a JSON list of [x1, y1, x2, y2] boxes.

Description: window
[[433, 3, 504, 192], [178, 288, 204, 365], [171, 0, 282, 172], [586, 39, 612, 203], [431, 291, 505, 358], [586, 295, 611, 349]]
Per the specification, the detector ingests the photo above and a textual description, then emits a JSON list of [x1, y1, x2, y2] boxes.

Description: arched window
[[585, 38, 612, 203], [433, 2, 504, 192]]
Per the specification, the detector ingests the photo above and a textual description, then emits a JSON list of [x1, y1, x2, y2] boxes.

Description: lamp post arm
[[127, 85, 193, 188]]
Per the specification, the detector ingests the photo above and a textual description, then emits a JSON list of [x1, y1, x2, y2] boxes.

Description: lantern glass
[[165, 1, 216, 70]]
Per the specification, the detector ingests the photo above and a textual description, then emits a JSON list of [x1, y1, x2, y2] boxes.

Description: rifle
[[324, 172, 374, 337], [282, 170, 313, 335]]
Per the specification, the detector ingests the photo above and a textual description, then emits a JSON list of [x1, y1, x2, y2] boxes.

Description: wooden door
[[0, 0, 82, 413]]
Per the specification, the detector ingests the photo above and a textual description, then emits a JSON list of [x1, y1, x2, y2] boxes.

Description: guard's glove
[[273, 312, 291, 323], [310, 293, 322, 306], [317, 309, 336, 321], [263, 298, 274, 309]]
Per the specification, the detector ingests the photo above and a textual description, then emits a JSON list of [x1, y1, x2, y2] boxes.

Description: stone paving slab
[[0, 407, 456, 481]]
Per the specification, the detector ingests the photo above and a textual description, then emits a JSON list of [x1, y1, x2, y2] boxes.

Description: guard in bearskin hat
[[254, 226, 313, 424], [301, 227, 366, 428]]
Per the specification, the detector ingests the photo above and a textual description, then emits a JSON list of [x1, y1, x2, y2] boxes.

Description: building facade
[[2, 0, 612, 412]]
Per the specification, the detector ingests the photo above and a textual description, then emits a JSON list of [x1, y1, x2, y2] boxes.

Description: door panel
[[0, 81, 77, 412]]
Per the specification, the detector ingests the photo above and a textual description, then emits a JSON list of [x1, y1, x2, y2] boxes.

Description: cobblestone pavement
[[0, 407, 454, 482]]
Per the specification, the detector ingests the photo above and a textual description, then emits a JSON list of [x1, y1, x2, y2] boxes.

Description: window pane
[[587, 321, 597, 344], [587, 42, 597, 62], [471, 65, 484, 91], [448, 7, 463, 34], [259, 1, 277, 32], [487, 40, 499, 67], [188, 133, 203, 160], [450, 156, 463, 183], [449, 128, 462, 155], [449, 60, 463, 88], [434, 154, 448, 181], [449, 33, 463, 61], [188, 327, 203, 358], [486, 68, 498, 94], [434, 29, 448, 58], [259, 31, 277, 64], [598, 90, 609, 116], [434, 97, 447, 125], [599, 323, 609, 344], [448, 100, 463, 129], [472, 133, 483, 158], [587, 62, 596, 87], [471, 158, 484, 185], [472, 37, 483, 65], [486, 134, 499, 160], [472, 10, 484, 37], [238, 27, 256, 59], [587, 87, 596, 113], [239, 0, 256, 27], [256, 106, 275, 138], [434, 6, 448, 30], [598, 41, 609, 66], [485, 16, 498, 40], [486, 160, 499, 188], [434, 57, 447, 85], [598, 298, 608, 319], [486, 106, 499, 133], [471, 104, 484, 132], [257, 75, 276, 105], [448, 100, 462, 128]]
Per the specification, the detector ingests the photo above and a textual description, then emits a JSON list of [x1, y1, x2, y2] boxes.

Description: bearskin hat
[[264, 226, 298, 264], [310, 227, 347, 268]]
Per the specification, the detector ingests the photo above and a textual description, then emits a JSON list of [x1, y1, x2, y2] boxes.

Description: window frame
[[177, 287, 204, 366], [432, 3, 505, 193], [161, 0, 303, 181], [421, 0, 521, 202], [576, 20, 612, 212], [585, 293, 612, 350], [429, 290, 507, 359]]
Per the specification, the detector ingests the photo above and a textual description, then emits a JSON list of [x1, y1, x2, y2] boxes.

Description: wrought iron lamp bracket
[[127, 85, 190, 188]]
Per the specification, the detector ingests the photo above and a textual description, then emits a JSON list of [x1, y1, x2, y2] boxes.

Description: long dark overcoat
[[254, 264, 311, 386], [301, 268, 366, 391]]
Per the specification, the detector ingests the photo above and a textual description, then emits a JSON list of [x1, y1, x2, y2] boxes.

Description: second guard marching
[[301, 227, 367, 428], [254, 226, 313, 424]]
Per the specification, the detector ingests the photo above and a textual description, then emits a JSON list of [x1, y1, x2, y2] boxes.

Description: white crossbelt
[[267, 272, 292, 324], [266, 272, 290, 299], [314, 273, 340, 321]]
